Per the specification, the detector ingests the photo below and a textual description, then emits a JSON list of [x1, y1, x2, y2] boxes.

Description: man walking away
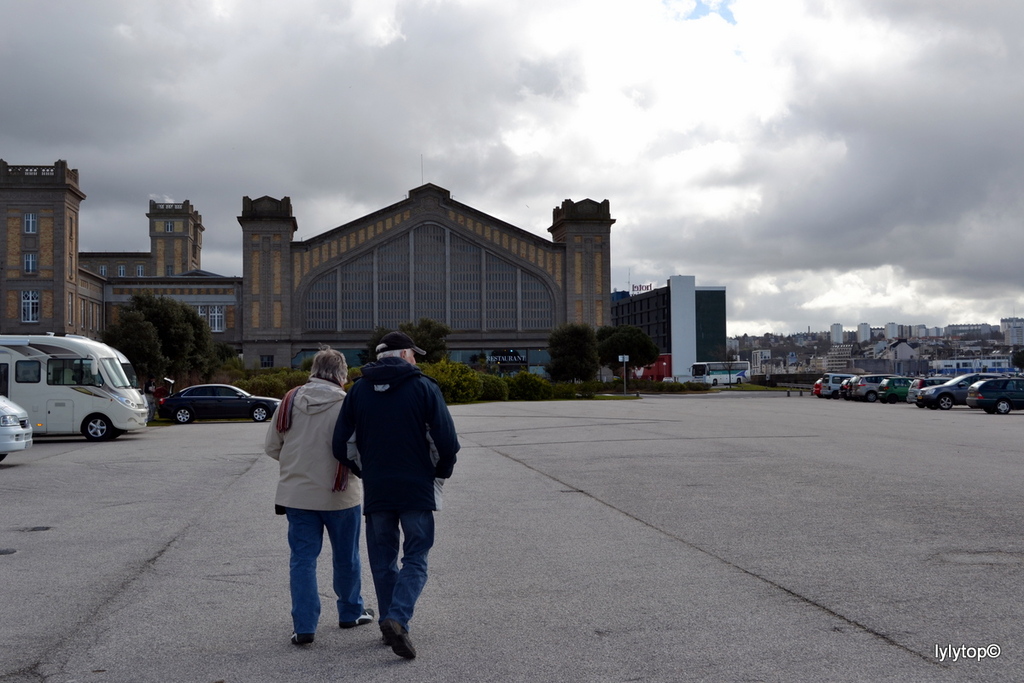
[[332, 331, 460, 659]]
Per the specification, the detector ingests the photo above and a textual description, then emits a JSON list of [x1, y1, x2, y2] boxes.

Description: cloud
[[2, 0, 1022, 335]]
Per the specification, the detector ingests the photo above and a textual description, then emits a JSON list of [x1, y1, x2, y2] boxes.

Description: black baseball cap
[[375, 331, 426, 356]]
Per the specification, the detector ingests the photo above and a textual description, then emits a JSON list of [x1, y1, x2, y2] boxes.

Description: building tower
[[547, 198, 614, 327], [147, 200, 204, 276], [0, 160, 87, 334], [237, 196, 297, 366]]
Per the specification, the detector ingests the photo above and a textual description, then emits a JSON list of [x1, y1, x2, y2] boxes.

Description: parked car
[[850, 374, 897, 403], [819, 373, 855, 399], [907, 377, 948, 406], [877, 377, 913, 404], [966, 378, 1024, 414], [915, 373, 1008, 410], [0, 395, 32, 462], [158, 384, 281, 424], [813, 378, 823, 397], [839, 376, 858, 400]]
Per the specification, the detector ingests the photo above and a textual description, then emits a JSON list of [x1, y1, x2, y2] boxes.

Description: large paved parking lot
[[1, 393, 1021, 682]]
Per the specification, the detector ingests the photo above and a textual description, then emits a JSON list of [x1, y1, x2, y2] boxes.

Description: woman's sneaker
[[339, 607, 375, 629]]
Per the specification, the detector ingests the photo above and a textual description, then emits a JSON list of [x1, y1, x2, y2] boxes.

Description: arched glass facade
[[304, 224, 554, 332]]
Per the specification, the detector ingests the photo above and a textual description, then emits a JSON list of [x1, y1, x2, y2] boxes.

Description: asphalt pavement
[[1, 392, 1021, 682]]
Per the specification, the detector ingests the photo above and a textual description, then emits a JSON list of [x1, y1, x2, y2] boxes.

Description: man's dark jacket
[[332, 357, 459, 514]]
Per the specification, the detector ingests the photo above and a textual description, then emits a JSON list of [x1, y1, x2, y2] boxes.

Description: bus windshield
[[100, 358, 133, 389]]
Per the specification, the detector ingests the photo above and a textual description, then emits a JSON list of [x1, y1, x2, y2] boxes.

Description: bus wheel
[[82, 415, 116, 441], [0, 453, 7, 462]]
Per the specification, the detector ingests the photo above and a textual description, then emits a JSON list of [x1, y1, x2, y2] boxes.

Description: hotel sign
[[631, 283, 654, 294]]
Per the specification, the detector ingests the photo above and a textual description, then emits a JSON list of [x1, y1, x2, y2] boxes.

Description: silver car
[[850, 374, 897, 403], [0, 395, 33, 462]]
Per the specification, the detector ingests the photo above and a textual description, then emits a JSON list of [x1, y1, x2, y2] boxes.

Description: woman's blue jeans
[[364, 510, 434, 632], [285, 506, 364, 634]]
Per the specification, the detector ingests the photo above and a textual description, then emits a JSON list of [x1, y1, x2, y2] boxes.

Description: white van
[[0, 394, 32, 461], [819, 372, 855, 399], [0, 335, 148, 441]]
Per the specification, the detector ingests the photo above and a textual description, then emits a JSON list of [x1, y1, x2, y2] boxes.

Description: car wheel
[[887, 394, 898, 404], [174, 407, 195, 424], [0, 453, 7, 462], [937, 394, 954, 410], [831, 391, 839, 399], [82, 414, 115, 441], [251, 405, 270, 422], [916, 403, 926, 409], [984, 407, 996, 414], [995, 399, 1012, 415], [865, 392, 877, 403]]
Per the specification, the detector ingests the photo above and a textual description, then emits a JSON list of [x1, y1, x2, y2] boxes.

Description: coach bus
[[0, 334, 148, 441], [690, 361, 751, 385]]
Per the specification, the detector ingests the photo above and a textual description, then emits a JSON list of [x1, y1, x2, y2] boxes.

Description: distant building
[[857, 323, 871, 343], [1001, 317, 1024, 346], [610, 275, 726, 380], [830, 323, 843, 344]]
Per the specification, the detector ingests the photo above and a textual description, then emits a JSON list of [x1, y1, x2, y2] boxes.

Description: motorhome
[[0, 335, 148, 441]]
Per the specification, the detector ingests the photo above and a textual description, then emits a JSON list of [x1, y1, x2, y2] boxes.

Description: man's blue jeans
[[364, 510, 435, 632], [285, 506, 364, 634]]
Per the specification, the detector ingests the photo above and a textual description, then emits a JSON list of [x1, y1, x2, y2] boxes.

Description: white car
[[0, 395, 33, 462]]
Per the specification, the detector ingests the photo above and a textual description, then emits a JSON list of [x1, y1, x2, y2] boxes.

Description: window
[[194, 305, 225, 333], [260, 355, 274, 369], [136, 265, 145, 276], [68, 294, 74, 325], [164, 220, 174, 232], [23, 213, 37, 234], [21, 291, 40, 323], [117, 265, 126, 277], [99, 265, 107, 276], [23, 253, 38, 273], [15, 360, 40, 383], [48, 358, 99, 386], [166, 265, 174, 276]]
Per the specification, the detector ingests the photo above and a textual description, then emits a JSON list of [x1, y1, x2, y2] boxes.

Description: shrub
[[421, 359, 484, 404], [578, 381, 600, 398], [507, 371, 554, 401], [551, 383, 577, 400], [479, 373, 509, 402], [235, 374, 288, 399]]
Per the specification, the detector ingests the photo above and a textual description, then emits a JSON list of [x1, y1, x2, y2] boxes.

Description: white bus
[[690, 361, 751, 385], [0, 335, 149, 441]]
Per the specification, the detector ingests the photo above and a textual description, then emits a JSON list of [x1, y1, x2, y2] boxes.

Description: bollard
[[787, 389, 791, 397], [800, 389, 804, 397]]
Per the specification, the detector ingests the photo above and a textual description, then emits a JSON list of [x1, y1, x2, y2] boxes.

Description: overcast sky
[[3, 0, 1022, 336]]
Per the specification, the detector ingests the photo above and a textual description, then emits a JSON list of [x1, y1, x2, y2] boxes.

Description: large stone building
[[1, 160, 613, 373]]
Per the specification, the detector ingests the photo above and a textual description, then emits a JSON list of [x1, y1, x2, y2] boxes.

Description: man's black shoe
[[339, 607, 375, 628], [381, 618, 416, 659]]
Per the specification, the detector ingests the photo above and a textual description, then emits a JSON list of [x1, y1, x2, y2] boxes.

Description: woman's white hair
[[309, 346, 348, 384]]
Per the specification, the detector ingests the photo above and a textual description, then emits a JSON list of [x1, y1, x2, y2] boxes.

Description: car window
[[186, 386, 214, 397], [216, 387, 240, 397], [986, 380, 1006, 391]]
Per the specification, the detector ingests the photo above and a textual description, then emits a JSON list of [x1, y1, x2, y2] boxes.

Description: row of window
[[16, 290, 223, 333], [94, 264, 177, 277]]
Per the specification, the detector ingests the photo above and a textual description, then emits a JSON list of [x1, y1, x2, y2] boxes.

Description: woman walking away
[[265, 347, 374, 645]]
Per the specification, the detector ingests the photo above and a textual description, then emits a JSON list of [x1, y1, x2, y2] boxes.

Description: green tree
[[359, 318, 452, 364], [1012, 349, 1024, 371], [596, 325, 660, 377], [102, 309, 165, 381], [103, 291, 216, 384], [545, 323, 600, 382]]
